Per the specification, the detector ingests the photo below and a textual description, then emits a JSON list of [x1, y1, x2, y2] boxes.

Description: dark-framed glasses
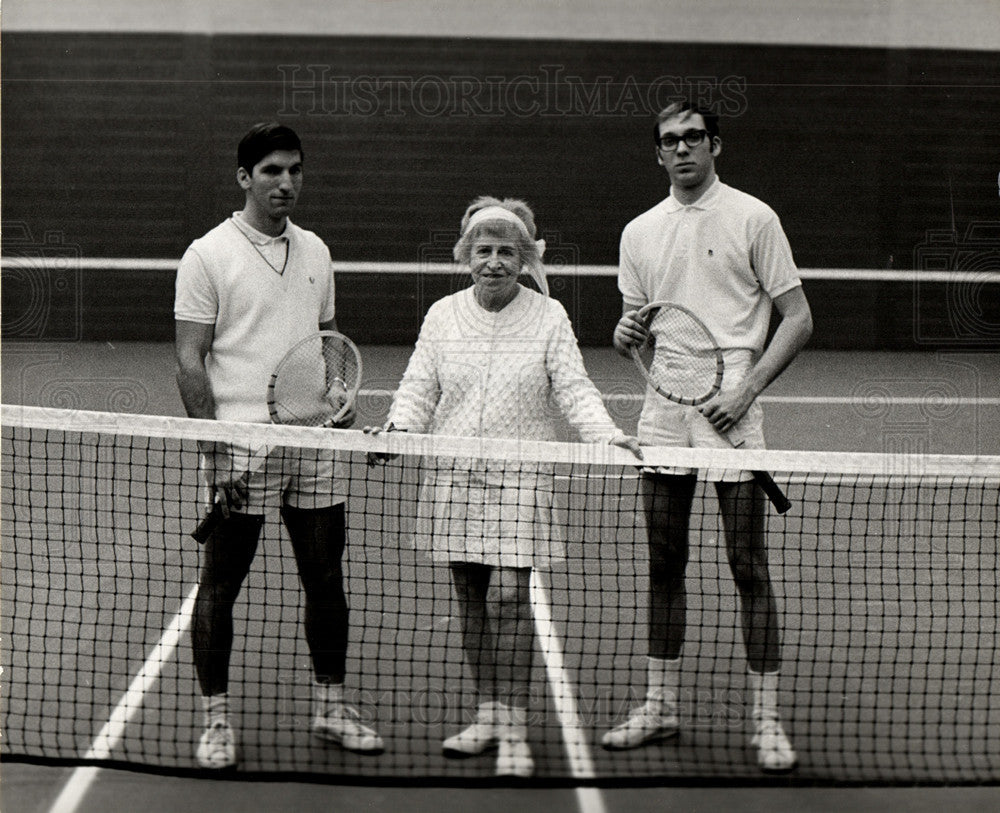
[[656, 129, 709, 152]]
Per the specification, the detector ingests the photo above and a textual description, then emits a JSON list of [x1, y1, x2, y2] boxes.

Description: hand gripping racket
[[629, 301, 791, 514], [190, 330, 363, 541]]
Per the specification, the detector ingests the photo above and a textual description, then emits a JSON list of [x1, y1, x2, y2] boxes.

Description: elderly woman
[[377, 196, 638, 777]]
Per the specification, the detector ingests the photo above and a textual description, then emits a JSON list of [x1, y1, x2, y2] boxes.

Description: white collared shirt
[[229, 211, 291, 272], [174, 213, 336, 423], [618, 178, 801, 354]]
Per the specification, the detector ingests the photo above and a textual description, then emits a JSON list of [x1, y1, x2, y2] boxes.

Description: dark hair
[[652, 102, 720, 146], [237, 122, 303, 174]]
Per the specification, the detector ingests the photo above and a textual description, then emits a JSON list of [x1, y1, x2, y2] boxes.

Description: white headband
[[465, 206, 533, 237], [463, 206, 549, 296]]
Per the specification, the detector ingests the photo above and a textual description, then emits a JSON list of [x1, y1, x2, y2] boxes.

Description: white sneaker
[[196, 720, 237, 769], [495, 735, 533, 777], [312, 701, 384, 754], [752, 718, 797, 773], [601, 700, 679, 750], [442, 721, 499, 756]]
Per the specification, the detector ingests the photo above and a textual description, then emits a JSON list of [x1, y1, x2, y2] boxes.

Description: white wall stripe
[[3, 257, 999, 284]]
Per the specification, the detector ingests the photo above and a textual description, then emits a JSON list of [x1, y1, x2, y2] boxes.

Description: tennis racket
[[190, 330, 363, 542], [629, 301, 791, 514]]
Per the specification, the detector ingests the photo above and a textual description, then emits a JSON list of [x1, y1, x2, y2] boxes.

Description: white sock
[[313, 682, 345, 716], [476, 699, 498, 725], [202, 693, 229, 729], [749, 669, 779, 723], [646, 657, 681, 714], [495, 702, 528, 739]]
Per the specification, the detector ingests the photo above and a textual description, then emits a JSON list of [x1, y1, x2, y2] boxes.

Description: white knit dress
[[387, 285, 624, 569]]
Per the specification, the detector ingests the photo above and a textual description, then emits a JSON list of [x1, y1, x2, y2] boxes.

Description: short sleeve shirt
[[618, 178, 801, 354], [174, 214, 336, 423]]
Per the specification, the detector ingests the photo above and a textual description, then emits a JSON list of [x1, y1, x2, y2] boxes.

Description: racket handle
[[751, 470, 792, 514], [190, 501, 224, 544]]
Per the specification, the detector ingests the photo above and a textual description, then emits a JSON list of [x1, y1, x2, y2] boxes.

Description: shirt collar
[[230, 211, 290, 245], [664, 177, 722, 212]]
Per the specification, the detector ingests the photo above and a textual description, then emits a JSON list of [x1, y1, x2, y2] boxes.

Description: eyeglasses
[[655, 129, 709, 151]]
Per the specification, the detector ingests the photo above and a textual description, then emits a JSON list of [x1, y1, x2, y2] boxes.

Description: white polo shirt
[[174, 213, 336, 423], [618, 178, 801, 355]]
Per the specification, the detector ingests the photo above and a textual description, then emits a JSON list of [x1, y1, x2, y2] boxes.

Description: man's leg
[[192, 511, 263, 769], [602, 472, 695, 750], [282, 503, 383, 754], [717, 479, 796, 772], [717, 480, 779, 672], [283, 504, 349, 684]]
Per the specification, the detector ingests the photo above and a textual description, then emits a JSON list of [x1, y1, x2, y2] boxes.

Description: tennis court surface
[[4, 386, 1000, 783]]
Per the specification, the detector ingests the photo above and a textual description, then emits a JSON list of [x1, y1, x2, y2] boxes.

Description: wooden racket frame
[[629, 300, 791, 514], [628, 301, 724, 407], [267, 330, 362, 428]]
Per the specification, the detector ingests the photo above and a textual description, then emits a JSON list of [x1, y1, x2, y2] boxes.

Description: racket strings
[[644, 307, 722, 404], [321, 337, 359, 405], [271, 335, 360, 426]]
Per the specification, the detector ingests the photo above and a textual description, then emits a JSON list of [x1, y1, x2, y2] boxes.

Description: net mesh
[[2, 404, 999, 784]]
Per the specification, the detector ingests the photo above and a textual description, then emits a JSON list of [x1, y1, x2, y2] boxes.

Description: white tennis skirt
[[413, 465, 563, 569]]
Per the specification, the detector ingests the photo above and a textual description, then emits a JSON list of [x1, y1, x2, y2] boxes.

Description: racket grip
[[751, 470, 792, 514], [190, 501, 224, 544]]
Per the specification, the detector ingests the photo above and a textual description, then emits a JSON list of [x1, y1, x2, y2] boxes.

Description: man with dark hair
[[175, 121, 383, 770], [236, 122, 303, 181], [604, 102, 813, 773]]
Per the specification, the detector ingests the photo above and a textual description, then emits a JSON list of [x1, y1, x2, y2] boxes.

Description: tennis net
[[2, 403, 999, 784]]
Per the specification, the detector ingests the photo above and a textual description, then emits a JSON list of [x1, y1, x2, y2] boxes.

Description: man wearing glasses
[[605, 102, 813, 773]]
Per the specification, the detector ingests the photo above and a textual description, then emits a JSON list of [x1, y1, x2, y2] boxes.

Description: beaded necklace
[[231, 218, 289, 275]]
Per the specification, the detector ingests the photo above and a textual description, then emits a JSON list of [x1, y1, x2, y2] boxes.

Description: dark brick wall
[[3, 32, 998, 348]]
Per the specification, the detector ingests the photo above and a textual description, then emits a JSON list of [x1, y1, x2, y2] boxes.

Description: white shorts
[[200, 443, 345, 513], [637, 351, 765, 482]]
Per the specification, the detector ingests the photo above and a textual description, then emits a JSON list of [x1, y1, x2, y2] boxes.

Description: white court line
[[529, 571, 607, 813], [752, 395, 1000, 406], [48, 586, 199, 813], [49, 575, 603, 813]]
